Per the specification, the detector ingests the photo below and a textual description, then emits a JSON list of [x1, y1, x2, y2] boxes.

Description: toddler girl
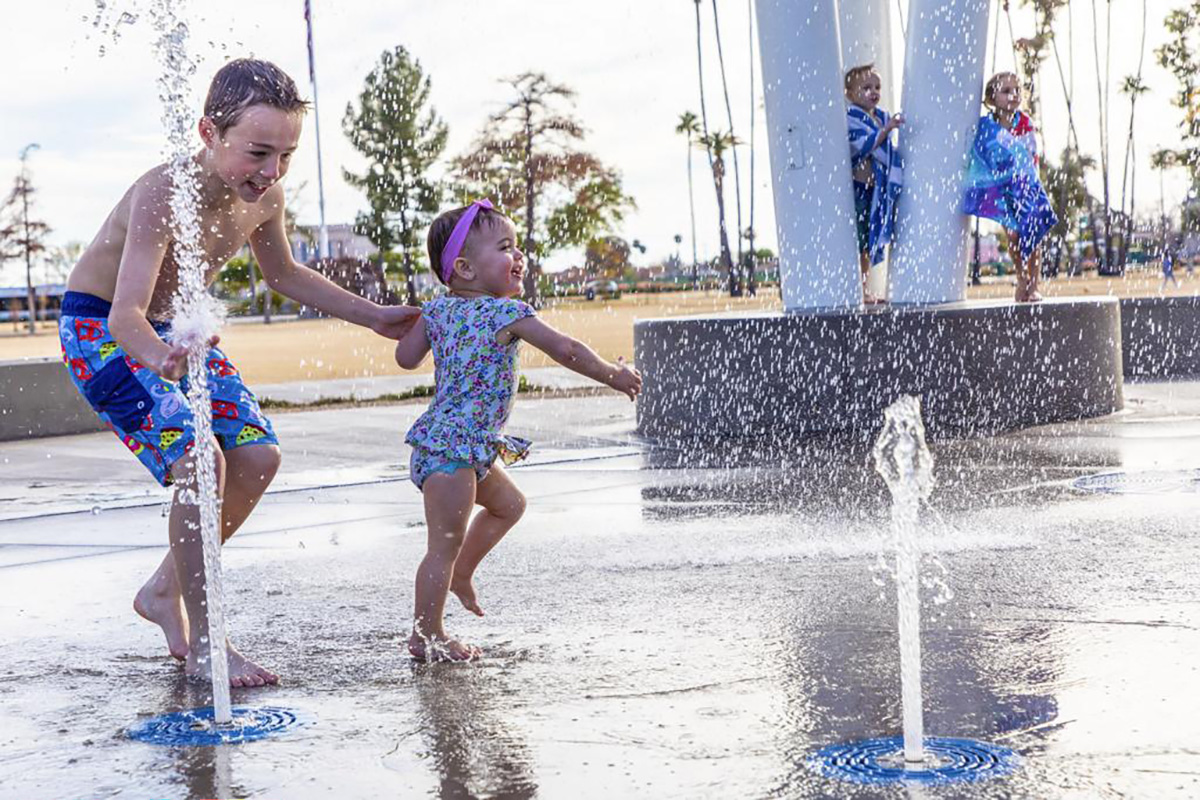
[[395, 199, 642, 661], [963, 72, 1058, 302]]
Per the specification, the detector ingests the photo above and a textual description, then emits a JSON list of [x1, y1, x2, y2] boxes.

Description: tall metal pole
[[19, 143, 40, 335], [304, 0, 330, 261], [746, 0, 757, 296]]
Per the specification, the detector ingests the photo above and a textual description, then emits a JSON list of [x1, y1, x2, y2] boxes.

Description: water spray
[[810, 395, 1019, 785]]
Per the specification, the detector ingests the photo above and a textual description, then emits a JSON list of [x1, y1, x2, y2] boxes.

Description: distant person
[[395, 200, 642, 661], [845, 63, 904, 305], [58, 59, 419, 686], [1161, 247, 1180, 289], [963, 72, 1058, 303]]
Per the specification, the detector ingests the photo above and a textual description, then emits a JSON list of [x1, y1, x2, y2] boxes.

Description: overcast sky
[[0, 0, 1188, 285]]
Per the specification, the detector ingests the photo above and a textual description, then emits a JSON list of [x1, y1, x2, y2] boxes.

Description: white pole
[[305, 0, 330, 261], [838, 0, 895, 300], [755, 0, 861, 311], [837, 0, 896, 108], [889, 0, 991, 304]]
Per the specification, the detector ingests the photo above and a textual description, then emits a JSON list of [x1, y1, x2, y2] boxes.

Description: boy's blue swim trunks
[[58, 291, 278, 487]]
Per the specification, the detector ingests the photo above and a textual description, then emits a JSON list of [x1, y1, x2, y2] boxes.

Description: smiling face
[[458, 216, 525, 298], [989, 75, 1022, 114], [200, 104, 303, 203], [847, 71, 882, 113]]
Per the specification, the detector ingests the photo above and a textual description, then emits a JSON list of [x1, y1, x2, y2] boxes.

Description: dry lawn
[[5, 272, 1194, 386]]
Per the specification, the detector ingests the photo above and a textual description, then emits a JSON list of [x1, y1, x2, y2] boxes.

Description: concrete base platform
[[635, 297, 1123, 438], [1121, 295, 1200, 379]]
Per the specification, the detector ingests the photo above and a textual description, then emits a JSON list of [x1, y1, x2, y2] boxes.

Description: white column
[[756, 0, 862, 311], [889, 0, 991, 304], [838, 0, 896, 108], [838, 0, 895, 299]]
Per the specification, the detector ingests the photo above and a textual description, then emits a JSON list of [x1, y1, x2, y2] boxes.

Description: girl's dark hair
[[204, 59, 310, 136], [426, 203, 508, 285]]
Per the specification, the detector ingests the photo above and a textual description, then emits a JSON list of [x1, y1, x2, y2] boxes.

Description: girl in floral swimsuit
[[395, 200, 642, 662]]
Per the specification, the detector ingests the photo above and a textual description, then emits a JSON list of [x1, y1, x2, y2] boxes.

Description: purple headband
[[440, 199, 494, 283]]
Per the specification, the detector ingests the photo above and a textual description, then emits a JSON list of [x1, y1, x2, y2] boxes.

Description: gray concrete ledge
[[1120, 296, 1200, 379], [634, 297, 1124, 438], [0, 357, 106, 441]]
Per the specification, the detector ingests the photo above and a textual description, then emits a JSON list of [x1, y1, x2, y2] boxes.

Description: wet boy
[[59, 59, 418, 686]]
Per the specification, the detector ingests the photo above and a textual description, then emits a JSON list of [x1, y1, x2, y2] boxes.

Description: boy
[[845, 63, 904, 304], [59, 59, 419, 686]]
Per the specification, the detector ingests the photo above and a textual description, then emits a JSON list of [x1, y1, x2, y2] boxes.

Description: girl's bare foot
[[408, 632, 480, 663], [185, 642, 279, 687], [133, 584, 189, 660], [449, 576, 485, 617]]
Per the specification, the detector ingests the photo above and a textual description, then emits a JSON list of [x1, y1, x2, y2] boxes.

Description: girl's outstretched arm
[[501, 317, 642, 400], [395, 316, 430, 369]]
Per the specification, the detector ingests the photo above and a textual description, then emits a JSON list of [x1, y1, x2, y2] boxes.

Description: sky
[[0, 0, 1190, 286]]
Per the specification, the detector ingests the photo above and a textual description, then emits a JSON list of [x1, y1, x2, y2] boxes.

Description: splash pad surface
[[2, 388, 1200, 797]]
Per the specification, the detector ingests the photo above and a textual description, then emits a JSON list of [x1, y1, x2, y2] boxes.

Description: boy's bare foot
[[449, 577, 485, 617], [185, 642, 280, 687], [133, 585, 189, 660], [408, 633, 480, 663]]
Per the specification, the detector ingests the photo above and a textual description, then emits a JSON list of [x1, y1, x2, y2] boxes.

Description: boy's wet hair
[[844, 63, 877, 96], [984, 71, 1020, 108], [427, 203, 509, 285], [204, 59, 310, 136]]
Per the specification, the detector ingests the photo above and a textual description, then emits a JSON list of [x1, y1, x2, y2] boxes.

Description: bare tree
[[1, 162, 52, 334], [453, 72, 634, 306]]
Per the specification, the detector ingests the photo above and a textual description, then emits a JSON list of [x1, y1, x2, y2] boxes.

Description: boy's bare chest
[[166, 210, 261, 272]]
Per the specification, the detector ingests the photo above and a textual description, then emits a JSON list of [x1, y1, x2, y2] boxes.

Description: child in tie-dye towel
[[395, 200, 643, 662], [963, 72, 1058, 302], [845, 63, 904, 304]]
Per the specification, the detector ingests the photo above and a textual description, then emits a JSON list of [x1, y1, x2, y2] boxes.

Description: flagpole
[[304, 0, 330, 261]]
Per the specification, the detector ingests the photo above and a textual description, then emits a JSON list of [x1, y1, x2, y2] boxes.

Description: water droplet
[[90, 505, 101, 515]]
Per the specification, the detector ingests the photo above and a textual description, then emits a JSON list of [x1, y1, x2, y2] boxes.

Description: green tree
[[1156, 4, 1200, 188], [452, 72, 635, 305], [343, 46, 447, 306], [585, 236, 631, 280], [1043, 147, 1098, 271]]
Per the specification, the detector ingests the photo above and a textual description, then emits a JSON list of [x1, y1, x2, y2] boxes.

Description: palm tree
[[698, 130, 740, 293], [676, 111, 702, 287], [1152, 149, 1174, 255], [710, 0, 744, 277], [1117, 0, 1149, 269]]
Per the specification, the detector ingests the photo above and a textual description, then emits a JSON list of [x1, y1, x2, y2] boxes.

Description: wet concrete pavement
[[1, 383, 1199, 798]]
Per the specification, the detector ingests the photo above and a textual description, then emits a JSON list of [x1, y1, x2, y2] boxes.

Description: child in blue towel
[[845, 63, 904, 304]]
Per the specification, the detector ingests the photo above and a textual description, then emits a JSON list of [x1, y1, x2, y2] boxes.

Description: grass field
[[4, 271, 1195, 386]]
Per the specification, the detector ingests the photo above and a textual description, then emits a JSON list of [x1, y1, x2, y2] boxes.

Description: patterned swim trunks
[[409, 445, 493, 490], [58, 291, 278, 486]]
